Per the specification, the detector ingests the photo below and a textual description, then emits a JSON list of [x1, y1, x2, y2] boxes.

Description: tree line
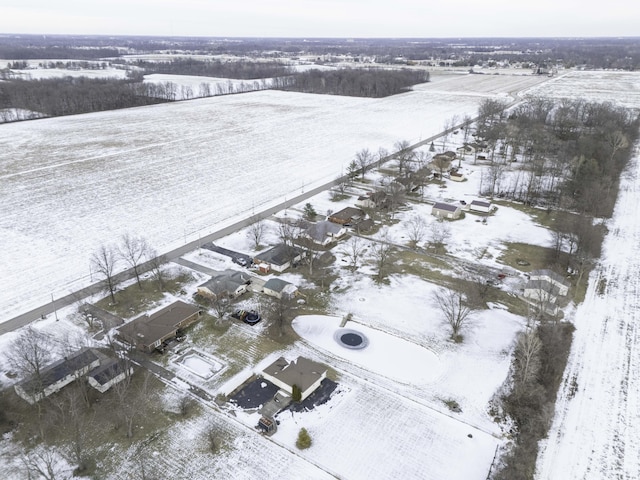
[[130, 58, 293, 80], [475, 97, 639, 218], [0, 76, 167, 118], [273, 68, 430, 98]]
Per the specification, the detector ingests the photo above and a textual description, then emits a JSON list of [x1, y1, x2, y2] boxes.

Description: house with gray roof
[[263, 278, 298, 300], [303, 221, 347, 246], [15, 348, 101, 404], [196, 269, 250, 299], [262, 356, 327, 402], [87, 358, 133, 393], [431, 202, 462, 219], [254, 244, 304, 273], [529, 269, 570, 296]]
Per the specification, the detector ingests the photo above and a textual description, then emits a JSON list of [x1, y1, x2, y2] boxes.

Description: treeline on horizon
[[273, 68, 430, 97], [1, 35, 639, 70], [130, 58, 293, 79]]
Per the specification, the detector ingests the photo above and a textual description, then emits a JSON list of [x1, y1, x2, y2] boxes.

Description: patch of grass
[[443, 399, 462, 413], [390, 250, 450, 282], [95, 273, 194, 318], [497, 242, 557, 272]]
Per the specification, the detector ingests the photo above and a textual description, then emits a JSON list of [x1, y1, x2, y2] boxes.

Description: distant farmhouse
[[116, 301, 202, 353]]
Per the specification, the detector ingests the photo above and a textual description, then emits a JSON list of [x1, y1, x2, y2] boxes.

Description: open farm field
[[0, 73, 546, 323]]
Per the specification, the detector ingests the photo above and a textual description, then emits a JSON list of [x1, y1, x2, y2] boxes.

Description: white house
[[254, 244, 304, 273], [262, 357, 327, 401], [303, 221, 347, 246], [529, 269, 570, 296], [523, 279, 562, 305], [87, 359, 133, 393], [15, 348, 101, 404], [196, 270, 250, 299], [263, 278, 298, 299]]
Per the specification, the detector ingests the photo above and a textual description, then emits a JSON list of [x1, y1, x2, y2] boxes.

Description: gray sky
[[0, 0, 637, 38]]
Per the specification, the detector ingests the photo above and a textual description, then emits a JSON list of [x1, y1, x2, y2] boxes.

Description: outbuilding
[[431, 202, 462, 219]]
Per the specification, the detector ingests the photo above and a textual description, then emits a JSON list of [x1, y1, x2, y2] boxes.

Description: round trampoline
[[334, 328, 369, 350]]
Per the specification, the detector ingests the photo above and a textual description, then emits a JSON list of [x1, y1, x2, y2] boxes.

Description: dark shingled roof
[[88, 359, 128, 386]]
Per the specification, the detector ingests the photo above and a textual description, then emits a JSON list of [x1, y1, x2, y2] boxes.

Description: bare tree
[[394, 140, 414, 177], [429, 219, 452, 248], [482, 161, 506, 198], [21, 447, 67, 480], [433, 287, 473, 341], [147, 249, 168, 290], [371, 232, 393, 283], [513, 328, 542, 391], [8, 327, 53, 429], [340, 236, 367, 271], [207, 289, 232, 323], [119, 234, 149, 288], [266, 296, 292, 339], [355, 148, 374, 180], [405, 215, 427, 248], [332, 174, 347, 198], [385, 181, 405, 219], [112, 370, 152, 438], [376, 146, 389, 168], [91, 244, 119, 303], [247, 215, 266, 250]]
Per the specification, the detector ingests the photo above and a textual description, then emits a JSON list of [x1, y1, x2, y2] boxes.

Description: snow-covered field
[[0, 73, 547, 323]]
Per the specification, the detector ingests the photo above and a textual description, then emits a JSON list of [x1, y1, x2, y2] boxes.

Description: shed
[[431, 202, 462, 219], [469, 199, 492, 213]]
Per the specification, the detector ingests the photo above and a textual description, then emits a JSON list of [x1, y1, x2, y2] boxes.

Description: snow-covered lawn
[[0, 74, 548, 323]]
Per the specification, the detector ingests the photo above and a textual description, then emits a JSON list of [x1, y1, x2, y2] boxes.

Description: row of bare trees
[[91, 234, 167, 303]]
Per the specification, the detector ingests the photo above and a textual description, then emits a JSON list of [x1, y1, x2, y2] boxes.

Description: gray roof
[[263, 277, 295, 293], [255, 244, 303, 266], [199, 269, 250, 294], [88, 359, 128, 386], [17, 348, 100, 395], [470, 199, 491, 208], [530, 269, 570, 287], [328, 207, 364, 223], [525, 279, 562, 297], [432, 202, 459, 212], [262, 356, 326, 393], [305, 221, 343, 242]]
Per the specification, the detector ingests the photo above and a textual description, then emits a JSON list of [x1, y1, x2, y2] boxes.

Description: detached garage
[[431, 202, 461, 219]]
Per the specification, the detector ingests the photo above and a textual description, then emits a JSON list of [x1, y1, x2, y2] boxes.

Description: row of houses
[[14, 347, 132, 404]]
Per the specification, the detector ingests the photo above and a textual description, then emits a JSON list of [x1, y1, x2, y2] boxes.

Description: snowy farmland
[[0, 73, 548, 323]]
